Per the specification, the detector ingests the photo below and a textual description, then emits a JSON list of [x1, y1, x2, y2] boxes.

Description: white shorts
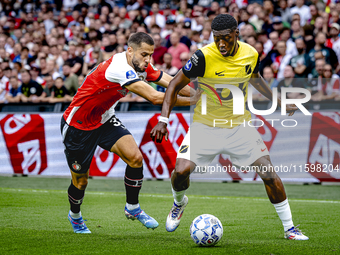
[[177, 122, 269, 168]]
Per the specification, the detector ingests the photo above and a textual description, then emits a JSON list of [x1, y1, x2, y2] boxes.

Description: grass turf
[[0, 176, 339, 255]]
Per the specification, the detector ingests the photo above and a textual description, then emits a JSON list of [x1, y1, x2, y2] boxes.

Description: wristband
[[159, 116, 169, 125]]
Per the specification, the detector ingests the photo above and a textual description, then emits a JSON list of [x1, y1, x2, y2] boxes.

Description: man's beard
[[132, 57, 144, 72]]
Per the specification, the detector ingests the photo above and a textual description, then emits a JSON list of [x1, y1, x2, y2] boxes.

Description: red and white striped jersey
[[63, 52, 162, 130]]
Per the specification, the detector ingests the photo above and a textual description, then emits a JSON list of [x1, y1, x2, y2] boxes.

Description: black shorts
[[61, 115, 131, 174]]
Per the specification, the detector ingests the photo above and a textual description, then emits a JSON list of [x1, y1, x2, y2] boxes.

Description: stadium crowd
[[0, 0, 340, 104]]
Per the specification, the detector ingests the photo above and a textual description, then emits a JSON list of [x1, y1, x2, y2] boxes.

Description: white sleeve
[[105, 62, 141, 87]]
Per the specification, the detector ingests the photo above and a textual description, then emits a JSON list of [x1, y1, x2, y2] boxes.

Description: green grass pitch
[[0, 176, 339, 255]]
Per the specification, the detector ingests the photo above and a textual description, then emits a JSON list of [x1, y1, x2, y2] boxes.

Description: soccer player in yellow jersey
[[151, 14, 308, 240]]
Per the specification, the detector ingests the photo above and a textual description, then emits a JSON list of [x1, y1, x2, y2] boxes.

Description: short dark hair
[[211, 14, 238, 31], [127, 32, 154, 49]]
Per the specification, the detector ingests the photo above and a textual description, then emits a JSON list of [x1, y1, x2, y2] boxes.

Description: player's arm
[[125, 79, 195, 106], [150, 70, 191, 143], [155, 72, 194, 97], [250, 72, 297, 116], [150, 50, 205, 143]]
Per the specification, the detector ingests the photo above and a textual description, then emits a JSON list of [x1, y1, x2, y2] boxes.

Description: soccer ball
[[189, 214, 223, 246]]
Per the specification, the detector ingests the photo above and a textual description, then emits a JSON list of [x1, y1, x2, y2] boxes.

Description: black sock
[[68, 181, 85, 213], [124, 166, 143, 204]]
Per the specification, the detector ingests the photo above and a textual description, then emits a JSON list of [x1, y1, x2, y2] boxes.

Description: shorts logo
[[72, 161, 81, 171], [184, 60, 192, 71], [126, 70, 136, 79], [179, 145, 189, 153]]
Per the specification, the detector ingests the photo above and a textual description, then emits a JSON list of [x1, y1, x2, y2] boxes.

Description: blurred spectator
[[326, 23, 340, 72], [0, 68, 10, 102], [63, 62, 79, 96], [67, 41, 84, 76], [271, 41, 292, 79], [144, 3, 166, 29], [312, 64, 340, 101], [278, 0, 292, 23], [179, 52, 190, 68], [290, 0, 311, 26], [257, 30, 273, 55], [279, 27, 298, 57], [168, 32, 190, 69], [277, 65, 304, 99], [152, 33, 168, 65], [263, 66, 278, 88], [289, 38, 309, 78], [83, 47, 103, 74], [4, 76, 22, 103], [49, 77, 73, 103], [30, 65, 46, 87], [307, 32, 339, 73], [13, 46, 31, 67], [161, 53, 179, 76], [42, 75, 55, 99], [20, 69, 45, 103]]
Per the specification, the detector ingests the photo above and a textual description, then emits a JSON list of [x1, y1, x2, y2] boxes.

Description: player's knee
[[74, 177, 88, 190], [128, 151, 143, 168], [174, 161, 191, 180]]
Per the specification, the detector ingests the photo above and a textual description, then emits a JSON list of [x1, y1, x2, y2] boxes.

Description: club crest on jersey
[[72, 161, 81, 171], [184, 60, 192, 71], [118, 89, 128, 96], [126, 70, 137, 79], [179, 145, 189, 153]]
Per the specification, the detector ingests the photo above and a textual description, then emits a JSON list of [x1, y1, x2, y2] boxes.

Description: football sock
[[68, 181, 85, 214], [69, 210, 82, 219], [124, 165, 143, 205], [126, 203, 140, 211], [273, 198, 294, 231], [172, 187, 186, 205]]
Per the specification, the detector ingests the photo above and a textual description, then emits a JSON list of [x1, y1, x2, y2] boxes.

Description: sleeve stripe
[[151, 71, 163, 82], [122, 78, 141, 87]]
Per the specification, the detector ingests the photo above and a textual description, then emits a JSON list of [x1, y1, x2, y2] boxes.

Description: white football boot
[[166, 195, 189, 232], [284, 225, 309, 240]]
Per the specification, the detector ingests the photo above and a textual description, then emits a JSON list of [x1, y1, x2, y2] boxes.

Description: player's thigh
[[61, 117, 99, 175], [177, 122, 221, 167], [110, 134, 143, 168], [97, 115, 141, 167], [224, 125, 269, 168]]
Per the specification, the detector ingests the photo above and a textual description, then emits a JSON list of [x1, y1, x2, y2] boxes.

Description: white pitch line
[[1, 188, 340, 204]]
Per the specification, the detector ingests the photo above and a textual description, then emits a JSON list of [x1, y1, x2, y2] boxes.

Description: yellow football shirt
[[183, 41, 259, 128]]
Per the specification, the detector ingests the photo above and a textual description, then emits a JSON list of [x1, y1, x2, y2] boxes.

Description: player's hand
[[150, 122, 169, 143], [286, 104, 298, 116]]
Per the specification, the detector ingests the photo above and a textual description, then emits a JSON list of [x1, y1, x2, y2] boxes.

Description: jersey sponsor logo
[[126, 70, 137, 79], [72, 161, 82, 171], [184, 59, 192, 71], [191, 53, 199, 65], [215, 70, 225, 76], [245, 65, 252, 75]]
